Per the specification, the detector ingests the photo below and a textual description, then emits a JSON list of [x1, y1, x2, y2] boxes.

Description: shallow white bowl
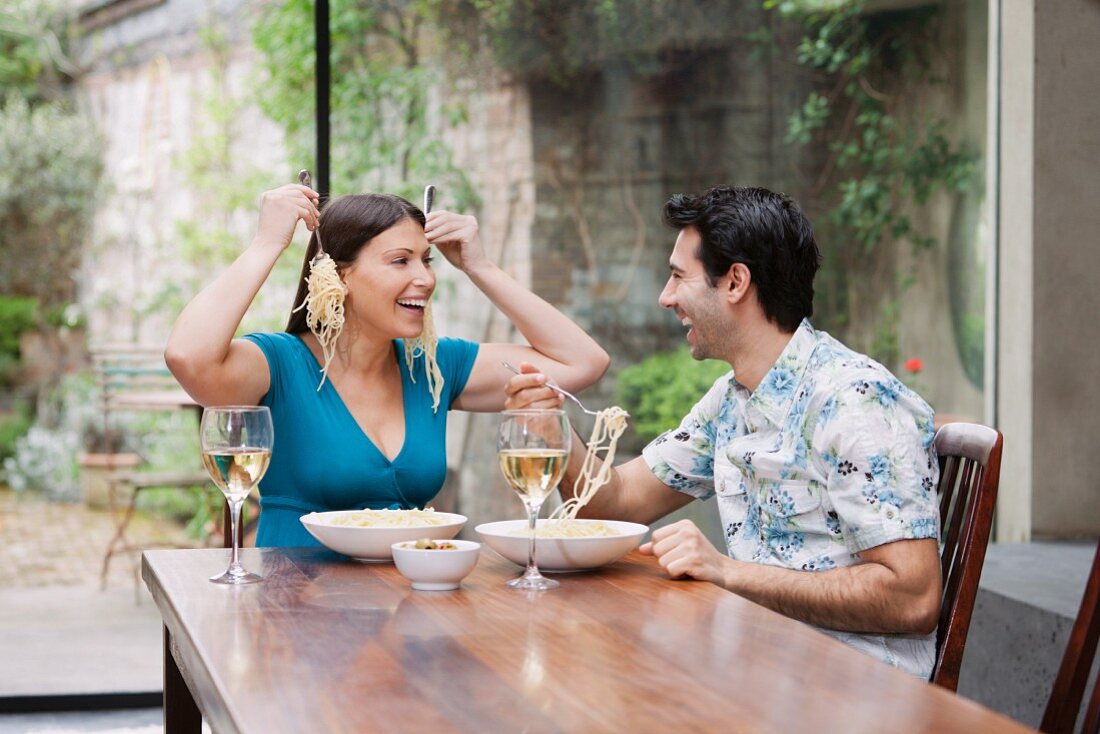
[[391, 539, 481, 591], [300, 510, 466, 562], [474, 519, 648, 572]]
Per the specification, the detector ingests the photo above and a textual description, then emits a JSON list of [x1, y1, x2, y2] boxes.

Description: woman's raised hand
[[253, 184, 320, 253], [424, 210, 489, 273]]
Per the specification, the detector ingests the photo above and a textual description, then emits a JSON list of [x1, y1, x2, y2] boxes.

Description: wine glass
[[200, 406, 273, 584], [497, 409, 571, 590]]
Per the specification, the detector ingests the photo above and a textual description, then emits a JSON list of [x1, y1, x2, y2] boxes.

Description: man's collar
[[742, 319, 817, 427]]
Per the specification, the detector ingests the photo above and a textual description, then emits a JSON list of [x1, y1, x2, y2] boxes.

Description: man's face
[[658, 227, 728, 361]]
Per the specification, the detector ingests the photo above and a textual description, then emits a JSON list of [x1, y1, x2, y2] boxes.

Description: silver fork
[[500, 361, 613, 417]]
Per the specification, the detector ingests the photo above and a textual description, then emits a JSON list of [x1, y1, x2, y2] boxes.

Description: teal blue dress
[[243, 332, 479, 547]]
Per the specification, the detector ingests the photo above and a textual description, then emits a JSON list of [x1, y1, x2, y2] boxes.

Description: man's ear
[[725, 262, 752, 304]]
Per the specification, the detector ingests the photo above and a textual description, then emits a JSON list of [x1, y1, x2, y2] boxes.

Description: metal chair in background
[[91, 345, 214, 594]]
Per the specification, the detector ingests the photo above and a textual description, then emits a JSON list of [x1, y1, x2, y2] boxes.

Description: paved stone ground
[[0, 488, 204, 590], [0, 487, 215, 704]]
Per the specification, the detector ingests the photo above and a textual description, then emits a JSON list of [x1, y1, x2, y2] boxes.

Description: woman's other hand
[[424, 210, 489, 273], [253, 184, 320, 254], [503, 362, 565, 411]]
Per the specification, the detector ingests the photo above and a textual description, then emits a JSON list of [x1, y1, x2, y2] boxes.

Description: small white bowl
[[391, 539, 481, 591]]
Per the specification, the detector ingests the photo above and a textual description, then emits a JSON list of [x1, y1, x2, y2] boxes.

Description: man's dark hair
[[662, 185, 821, 332], [286, 193, 425, 334]]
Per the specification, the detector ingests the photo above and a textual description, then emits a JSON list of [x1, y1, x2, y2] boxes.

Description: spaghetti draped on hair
[[292, 252, 346, 389]]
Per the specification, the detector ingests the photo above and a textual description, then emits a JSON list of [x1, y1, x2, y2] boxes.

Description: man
[[506, 185, 942, 678]]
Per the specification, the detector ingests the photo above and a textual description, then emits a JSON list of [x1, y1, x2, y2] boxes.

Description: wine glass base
[[506, 574, 559, 591], [209, 569, 262, 585]]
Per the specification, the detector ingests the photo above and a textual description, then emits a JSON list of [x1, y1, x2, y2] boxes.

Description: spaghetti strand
[[543, 406, 630, 535]]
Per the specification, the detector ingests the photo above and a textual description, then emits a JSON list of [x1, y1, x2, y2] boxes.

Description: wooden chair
[[1040, 539, 1100, 734], [930, 422, 1003, 691]]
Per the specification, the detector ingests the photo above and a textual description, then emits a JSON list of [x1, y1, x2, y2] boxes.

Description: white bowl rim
[[474, 518, 649, 539], [391, 539, 481, 552], [300, 509, 468, 528]]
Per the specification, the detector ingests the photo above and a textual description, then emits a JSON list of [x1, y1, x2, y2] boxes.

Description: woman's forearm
[[464, 260, 609, 383]]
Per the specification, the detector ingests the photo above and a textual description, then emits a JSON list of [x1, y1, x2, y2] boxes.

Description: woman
[[166, 183, 608, 547]]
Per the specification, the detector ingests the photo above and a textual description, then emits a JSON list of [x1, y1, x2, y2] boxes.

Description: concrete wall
[[1030, 0, 1100, 537], [996, 0, 1035, 542], [998, 0, 1100, 540]]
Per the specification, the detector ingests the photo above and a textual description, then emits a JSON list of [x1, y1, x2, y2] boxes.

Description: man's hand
[[640, 519, 730, 586]]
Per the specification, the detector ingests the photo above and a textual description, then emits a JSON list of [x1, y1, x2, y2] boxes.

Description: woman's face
[[341, 217, 435, 340]]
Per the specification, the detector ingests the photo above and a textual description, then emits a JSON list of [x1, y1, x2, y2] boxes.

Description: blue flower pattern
[[641, 319, 940, 677]]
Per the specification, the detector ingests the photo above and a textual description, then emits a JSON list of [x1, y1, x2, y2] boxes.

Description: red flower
[[904, 358, 924, 373]]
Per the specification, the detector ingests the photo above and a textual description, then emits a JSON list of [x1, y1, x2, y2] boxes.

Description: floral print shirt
[[642, 319, 940, 678]]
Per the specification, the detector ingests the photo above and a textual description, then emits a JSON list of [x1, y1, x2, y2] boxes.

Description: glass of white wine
[[200, 406, 273, 585], [497, 408, 571, 590]]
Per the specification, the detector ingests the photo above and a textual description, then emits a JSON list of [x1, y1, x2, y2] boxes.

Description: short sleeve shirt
[[642, 319, 940, 678]]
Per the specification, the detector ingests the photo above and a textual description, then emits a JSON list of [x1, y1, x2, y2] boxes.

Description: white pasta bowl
[[391, 539, 481, 591], [474, 519, 649, 572], [300, 510, 467, 562]]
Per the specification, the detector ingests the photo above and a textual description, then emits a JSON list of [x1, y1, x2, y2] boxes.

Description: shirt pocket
[[756, 479, 830, 565], [762, 479, 822, 522], [713, 459, 751, 554]]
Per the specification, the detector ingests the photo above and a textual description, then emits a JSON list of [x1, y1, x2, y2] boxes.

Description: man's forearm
[[720, 555, 940, 635]]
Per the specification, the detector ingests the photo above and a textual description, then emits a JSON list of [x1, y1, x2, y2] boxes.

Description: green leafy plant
[[0, 296, 37, 386], [0, 0, 104, 313], [0, 94, 104, 312], [0, 400, 33, 463]]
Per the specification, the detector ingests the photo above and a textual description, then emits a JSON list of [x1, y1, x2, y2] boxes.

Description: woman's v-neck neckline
[[293, 335, 410, 465]]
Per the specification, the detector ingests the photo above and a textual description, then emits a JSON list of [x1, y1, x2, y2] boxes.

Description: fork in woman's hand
[[500, 361, 603, 417]]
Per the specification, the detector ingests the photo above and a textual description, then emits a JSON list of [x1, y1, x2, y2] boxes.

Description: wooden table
[[142, 548, 1033, 733]]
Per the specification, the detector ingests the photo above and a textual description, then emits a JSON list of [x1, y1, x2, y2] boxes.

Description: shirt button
[[886, 510, 895, 519]]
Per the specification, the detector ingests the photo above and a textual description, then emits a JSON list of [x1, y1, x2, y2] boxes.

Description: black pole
[[315, 0, 330, 200]]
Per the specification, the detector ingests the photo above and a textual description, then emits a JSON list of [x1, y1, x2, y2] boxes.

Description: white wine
[[202, 447, 272, 500], [498, 448, 568, 502]]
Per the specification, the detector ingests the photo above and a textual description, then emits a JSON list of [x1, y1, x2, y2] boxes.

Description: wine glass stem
[[228, 498, 243, 570], [525, 501, 540, 576]]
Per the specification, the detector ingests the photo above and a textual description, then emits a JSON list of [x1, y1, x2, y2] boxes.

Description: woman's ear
[[726, 262, 752, 304]]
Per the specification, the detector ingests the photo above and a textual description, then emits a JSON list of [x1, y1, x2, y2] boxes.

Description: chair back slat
[[940, 457, 978, 585], [939, 455, 961, 519], [931, 423, 1002, 692], [1041, 539, 1100, 734]]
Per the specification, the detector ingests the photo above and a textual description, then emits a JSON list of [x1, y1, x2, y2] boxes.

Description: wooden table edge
[[142, 550, 242, 734]]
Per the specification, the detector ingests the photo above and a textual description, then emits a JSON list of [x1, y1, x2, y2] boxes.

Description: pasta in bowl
[[475, 519, 648, 572], [301, 508, 467, 562]]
